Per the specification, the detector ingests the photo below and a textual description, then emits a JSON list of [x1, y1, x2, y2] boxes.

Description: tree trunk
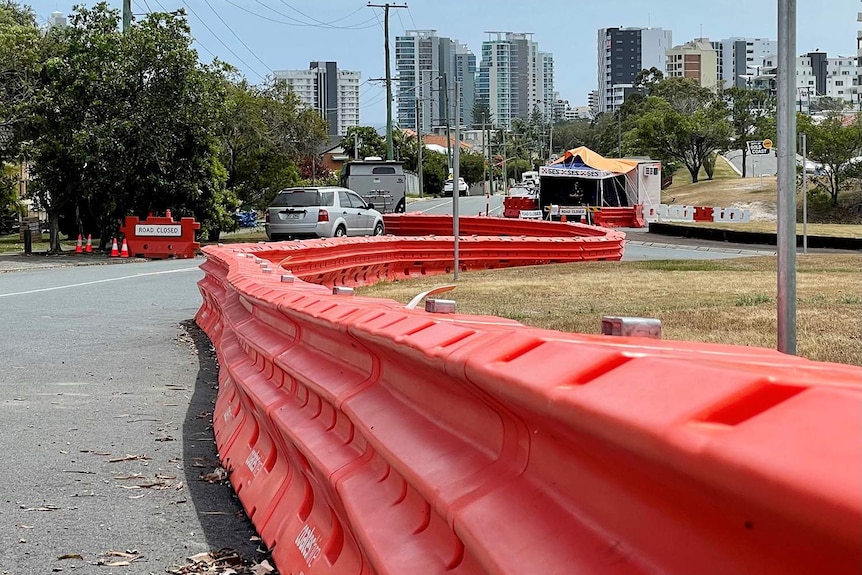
[[704, 153, 717, 180], [741, 146, 748, 177], [687, 160, 701, 183], [831, 171, 840, 206], [48, 212, 61, 254]]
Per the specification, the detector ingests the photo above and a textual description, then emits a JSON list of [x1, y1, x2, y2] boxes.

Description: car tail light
[[318, 209, 329, 222]]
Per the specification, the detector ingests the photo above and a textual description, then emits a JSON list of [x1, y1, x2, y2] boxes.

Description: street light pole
[[776, 0, 798, 355], [416, 97, 423, 198], [452, 80, 461, 281]]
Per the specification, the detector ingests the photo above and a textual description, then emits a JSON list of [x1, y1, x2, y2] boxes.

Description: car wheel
[[334, 225, 346, 238], [373, 221, 384, 236]]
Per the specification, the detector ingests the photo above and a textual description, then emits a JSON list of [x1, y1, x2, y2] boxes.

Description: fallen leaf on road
[[21, 505, 60, 512], [62, 470, 95, 475], [108, 454, 150, 463], [199, 467, 228, 483], [155, 436, 175, 442], [196, 411, 212, 419], [156, 473, 177, 480], [128, 494, 145, 499], [251, 560, 274, 574], [113, 474, 145, 480], [57, 554, 83, 561]]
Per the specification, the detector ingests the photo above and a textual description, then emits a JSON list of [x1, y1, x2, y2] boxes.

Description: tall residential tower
[[274, 61, 360, 136], [597, 27, 672, 114]]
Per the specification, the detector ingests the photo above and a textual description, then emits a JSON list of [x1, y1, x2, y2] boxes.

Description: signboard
[[519, 210, 543, 219], [135, 224, 182, 237], [539, 165, 612, 179], [746, 140, 772, 155], [558, 207, 587, 216]]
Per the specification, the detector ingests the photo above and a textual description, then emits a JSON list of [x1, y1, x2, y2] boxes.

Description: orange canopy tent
[[548, 146, 640, 176]]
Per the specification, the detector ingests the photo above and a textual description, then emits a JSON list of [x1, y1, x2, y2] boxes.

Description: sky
[[27, 0, 860, 127]]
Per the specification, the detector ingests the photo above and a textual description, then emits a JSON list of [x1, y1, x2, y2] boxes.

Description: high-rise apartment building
[[273, 61, 360, 136], [395, 30, 476, 132], [597, 27, 672, 114], [711, 37, 777, 90], [47, 11, 67, 29], [587, 90, 599, 116], [857, 2, 861, 107], [477, 32, 555, 129], [742, 52, 858, 111], [665, 39, 718, 90]]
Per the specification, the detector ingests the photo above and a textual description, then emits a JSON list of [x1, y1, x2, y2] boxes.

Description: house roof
[[401, 129, 471, 151]]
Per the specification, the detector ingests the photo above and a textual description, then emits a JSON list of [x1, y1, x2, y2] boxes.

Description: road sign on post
[[746, 140, 772, 155]]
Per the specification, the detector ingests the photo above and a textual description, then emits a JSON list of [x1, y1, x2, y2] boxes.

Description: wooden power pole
[[367, 3, 407, 161]]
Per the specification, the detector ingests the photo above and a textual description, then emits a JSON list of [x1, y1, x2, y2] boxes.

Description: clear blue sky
[[28, 0, 859, 126]]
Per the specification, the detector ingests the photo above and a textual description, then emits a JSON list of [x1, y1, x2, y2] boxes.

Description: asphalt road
[[0, 259, 263, 574]]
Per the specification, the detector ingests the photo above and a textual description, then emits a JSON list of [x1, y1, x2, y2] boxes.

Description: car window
[[371, 167, 396, 175], [319, 191, 334, 206], [346, 192, 366, 209], [337, 191, 352, 208], [271, 190, 320, 207]]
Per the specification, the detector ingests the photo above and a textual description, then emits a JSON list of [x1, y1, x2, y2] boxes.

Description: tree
[[340, 126, 385, 160], [635, 96, 732, 183], [634, 67, 664, 96], [798, 112, 862, 206], [471, 100, 492, 129], [24, 4, 241, 249], [458, 152, 485, 186], [724, 86, 776, 177], [421, 150, 447, 196], [810, 96, 851, 114], [551, 119, 594, 153]]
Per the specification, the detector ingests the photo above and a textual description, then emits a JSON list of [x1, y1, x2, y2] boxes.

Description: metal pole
[[488, 122, 495, 196], [617, 109, 622, 157], [502, 128, 507, 195], [549, 122, 553, 161], [452, 80, 460, 281], [416, 97, 423, 198], [801, 132, 808, 254], [354, 132, 359, 160], [776, 0, 797, 355], [442, 73, 452, 172]]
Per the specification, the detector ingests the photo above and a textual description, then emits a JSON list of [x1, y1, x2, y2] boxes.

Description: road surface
[[0, 259, 263, 574]]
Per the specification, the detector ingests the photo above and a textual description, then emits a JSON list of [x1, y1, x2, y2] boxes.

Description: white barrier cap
[[425, 298, 456, 314], [601, 316, 662, 339]]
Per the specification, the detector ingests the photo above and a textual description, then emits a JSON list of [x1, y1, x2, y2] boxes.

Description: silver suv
[[265, 187, 385, 241]]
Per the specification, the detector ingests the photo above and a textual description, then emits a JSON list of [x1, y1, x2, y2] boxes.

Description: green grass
[[0, 233, 78, 253], [664, 155, 739, 191]]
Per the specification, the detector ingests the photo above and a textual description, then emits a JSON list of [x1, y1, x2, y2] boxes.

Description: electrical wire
[[201, 0, 273, 74], [406, 5, 417, 29], [272, 0, 371, 29], [395, 9, 406, 34], [245, 0, 378, 29], [180, 0, 268, 80]]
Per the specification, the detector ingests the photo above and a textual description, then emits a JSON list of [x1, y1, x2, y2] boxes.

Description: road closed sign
[[747, 140, 772, 155], [135, 224, 182, 237]]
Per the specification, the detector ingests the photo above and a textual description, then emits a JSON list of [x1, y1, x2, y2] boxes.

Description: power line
[[180, 0, 268, 80], [406, 5, 417, 28], [201, 0, 272, 74], [247, 0, 378, 29], [394, 9, 406, 34]]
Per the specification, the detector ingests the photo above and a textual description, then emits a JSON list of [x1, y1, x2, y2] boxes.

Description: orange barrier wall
[[196, 243, 862, 575], [240, 214, 623, 288]]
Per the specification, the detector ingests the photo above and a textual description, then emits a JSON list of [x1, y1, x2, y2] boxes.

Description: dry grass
[[357, 255, 862, 367], [662, 156, 779, 206]]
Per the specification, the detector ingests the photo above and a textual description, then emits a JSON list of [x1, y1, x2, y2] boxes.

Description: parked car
[[442, 177, 468, 197], [265, 186, 385, 241]]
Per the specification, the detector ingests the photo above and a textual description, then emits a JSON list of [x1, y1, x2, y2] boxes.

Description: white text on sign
[[134, 224, 182, 237]]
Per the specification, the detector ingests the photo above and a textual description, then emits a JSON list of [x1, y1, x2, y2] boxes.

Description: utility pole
[[354, 132, 359, 160], [453, 80, 461, 281], [487, 120, 494, 196], [416, 97, 424, 198], [501, 127, 507, 195], [122, 0, 132, 32], [776, 0, 797, 355], [367, 3, 407, 161], [442, 73, 452, 172], [617, 109, 622, 157]]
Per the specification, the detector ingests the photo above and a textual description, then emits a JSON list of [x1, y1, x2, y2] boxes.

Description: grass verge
[[357, 254, 862, 367]]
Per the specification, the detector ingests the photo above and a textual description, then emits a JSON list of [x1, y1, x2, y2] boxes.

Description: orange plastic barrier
[[119, 210, 200, 259], [592, 206, 640, 228], [196, 245, 862, 575], [233, 215, 625, 288]]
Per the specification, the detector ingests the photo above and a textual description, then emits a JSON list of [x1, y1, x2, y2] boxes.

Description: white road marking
[[0, 266, 200, 298], [417, 200, 453, 214]]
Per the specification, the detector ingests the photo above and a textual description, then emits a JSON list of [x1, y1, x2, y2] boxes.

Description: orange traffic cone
[[120, 239, 130, 258], [75, 234, 83, 253], [85, 234, 93, 253], [110, 237, 119, 257], [560, 214, 567, 223]]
